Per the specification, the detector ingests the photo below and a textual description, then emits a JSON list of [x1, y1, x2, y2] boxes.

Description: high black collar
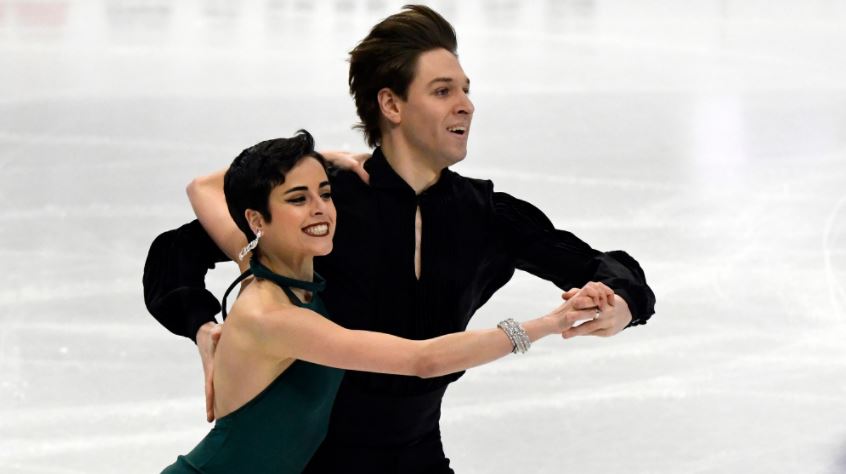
[[365, 147, 455, 198]]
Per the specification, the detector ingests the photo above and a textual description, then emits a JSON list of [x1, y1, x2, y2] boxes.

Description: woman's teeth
[[303, 224, 329, 236]]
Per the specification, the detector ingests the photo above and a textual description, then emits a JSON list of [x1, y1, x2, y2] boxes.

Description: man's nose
[[456, 91, 474, 116]]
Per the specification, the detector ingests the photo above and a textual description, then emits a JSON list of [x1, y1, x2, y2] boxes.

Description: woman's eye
[[321, 192, 333, 200], [287, 196, 306, 204]]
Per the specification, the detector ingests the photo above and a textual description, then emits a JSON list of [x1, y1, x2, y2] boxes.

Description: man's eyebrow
[[428, 77, 471, 87]]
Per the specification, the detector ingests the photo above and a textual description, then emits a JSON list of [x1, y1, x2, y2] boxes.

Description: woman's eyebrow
[[284, 182, 331, 194], [283, 186, 308, 195]]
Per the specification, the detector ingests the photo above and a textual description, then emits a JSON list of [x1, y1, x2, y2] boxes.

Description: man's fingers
[[575, 282, 616, 312], [198, 322, 221, 423], [570, 295, 603, 311], [563, 313, 615, 338], [564, 308, 598, 327], [563, 319, 600, 338], [574, 285, 601, 310], [205, 369, 215, 423]]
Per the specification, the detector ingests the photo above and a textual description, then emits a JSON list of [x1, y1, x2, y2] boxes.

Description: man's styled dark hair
[[348, 4, 457, 147], [224, 130, 327, 246]]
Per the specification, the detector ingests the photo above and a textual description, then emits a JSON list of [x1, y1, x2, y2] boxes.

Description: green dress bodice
[[162, 260, 344, 474]]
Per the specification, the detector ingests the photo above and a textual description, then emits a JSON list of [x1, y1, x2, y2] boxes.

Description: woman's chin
[[310, 241, 334, 257]]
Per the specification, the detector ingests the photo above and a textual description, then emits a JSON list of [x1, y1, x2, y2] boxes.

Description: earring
[[238, 228, 262, 261]]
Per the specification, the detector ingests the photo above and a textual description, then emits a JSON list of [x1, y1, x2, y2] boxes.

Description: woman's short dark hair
[[348, 4, 457, 147], [223, 130, 327, 247]]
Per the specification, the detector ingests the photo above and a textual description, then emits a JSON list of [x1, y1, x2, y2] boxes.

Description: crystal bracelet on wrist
[[497, 318, 531, 354]]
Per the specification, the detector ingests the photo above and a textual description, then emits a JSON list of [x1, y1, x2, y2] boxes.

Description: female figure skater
[[162, 130, 613, 473]]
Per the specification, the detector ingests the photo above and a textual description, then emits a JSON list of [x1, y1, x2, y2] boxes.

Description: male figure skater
[[143, 5, 655, 473]]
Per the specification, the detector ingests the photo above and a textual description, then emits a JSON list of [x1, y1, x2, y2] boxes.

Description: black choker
[[221, 258, 326, 319]]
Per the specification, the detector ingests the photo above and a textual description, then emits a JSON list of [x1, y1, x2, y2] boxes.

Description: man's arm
[[142, 219, 229, 342], [493, 192, 656, 332]]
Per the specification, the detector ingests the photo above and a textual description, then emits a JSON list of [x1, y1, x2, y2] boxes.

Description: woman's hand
[[320, 150, 371, 184]]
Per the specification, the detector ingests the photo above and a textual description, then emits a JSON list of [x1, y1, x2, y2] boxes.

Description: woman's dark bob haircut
[[223, 130, 327, 247]]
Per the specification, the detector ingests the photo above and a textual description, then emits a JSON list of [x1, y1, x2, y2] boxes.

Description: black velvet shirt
[[143, 147, 655, 462]]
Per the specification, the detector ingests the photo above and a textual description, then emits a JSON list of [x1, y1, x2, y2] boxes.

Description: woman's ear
[[244, 209, 263, 235]]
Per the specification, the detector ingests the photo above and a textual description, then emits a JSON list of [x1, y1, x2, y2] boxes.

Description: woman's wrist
[[521, 316, 556, 343]]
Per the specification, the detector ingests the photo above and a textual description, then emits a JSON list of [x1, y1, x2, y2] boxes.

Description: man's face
[[397, 48, 474, 169]]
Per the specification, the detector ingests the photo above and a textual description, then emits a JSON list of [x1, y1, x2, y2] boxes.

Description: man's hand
[[560, 286, 632, 338], [196, 321, 222, 422], [321, 150, 371, 184], [545, 282, 615, 333]]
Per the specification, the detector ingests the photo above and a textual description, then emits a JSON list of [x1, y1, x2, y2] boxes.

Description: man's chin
[[443, 148, 468, 167]]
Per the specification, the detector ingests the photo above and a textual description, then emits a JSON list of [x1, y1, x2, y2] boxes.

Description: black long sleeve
[[142, 219, 229, 342], [493, 191, 655, 326]]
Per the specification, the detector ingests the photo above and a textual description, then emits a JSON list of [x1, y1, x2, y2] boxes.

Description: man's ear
[[377, 87, 402, 125]]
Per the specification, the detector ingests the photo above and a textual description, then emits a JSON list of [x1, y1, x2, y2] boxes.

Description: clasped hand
[[547, 281, 632, 339]]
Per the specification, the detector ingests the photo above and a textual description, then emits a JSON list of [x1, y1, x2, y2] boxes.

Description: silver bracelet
[[497, 318, 531, 354]]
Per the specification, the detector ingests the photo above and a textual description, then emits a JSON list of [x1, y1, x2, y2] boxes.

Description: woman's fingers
[[561, 288, 579, 300]]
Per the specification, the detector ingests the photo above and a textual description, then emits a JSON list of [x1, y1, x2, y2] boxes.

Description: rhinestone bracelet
[[497, 318, 531, 354]]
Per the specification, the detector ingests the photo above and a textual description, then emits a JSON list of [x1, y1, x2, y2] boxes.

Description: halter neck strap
[[249, 258, 326, 294], [220, 258, 326, 319]]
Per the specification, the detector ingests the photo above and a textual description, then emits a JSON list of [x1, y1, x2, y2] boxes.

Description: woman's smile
[[302, 223, 330, 237]]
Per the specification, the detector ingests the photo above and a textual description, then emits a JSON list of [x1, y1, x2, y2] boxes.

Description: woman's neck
[[257, 252, 313, 282]]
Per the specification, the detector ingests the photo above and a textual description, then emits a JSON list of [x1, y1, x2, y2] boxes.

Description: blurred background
[[1, 1, 845, 473]]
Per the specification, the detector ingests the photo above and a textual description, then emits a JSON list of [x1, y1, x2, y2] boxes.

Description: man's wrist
[[195, 321, 217, 343]]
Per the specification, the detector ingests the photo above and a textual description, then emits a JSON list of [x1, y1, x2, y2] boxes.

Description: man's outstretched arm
[[493, 191, 656, 335]]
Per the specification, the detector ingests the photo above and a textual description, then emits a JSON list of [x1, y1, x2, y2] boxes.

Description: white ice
[[1, 1, 846, 473]]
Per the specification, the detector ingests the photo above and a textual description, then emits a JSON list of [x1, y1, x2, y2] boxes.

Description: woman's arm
[[186, 170, 246, 265], [239, 283, 613, 379], [186, 150, 368, 264]]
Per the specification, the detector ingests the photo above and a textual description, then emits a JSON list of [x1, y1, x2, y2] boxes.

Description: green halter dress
[[162, 259, 344, 474]]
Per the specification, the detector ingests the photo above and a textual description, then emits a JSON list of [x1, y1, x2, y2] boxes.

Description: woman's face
[[257, 157, 336, 259]]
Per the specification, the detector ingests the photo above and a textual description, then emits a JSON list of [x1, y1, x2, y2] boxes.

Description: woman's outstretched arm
[[238, 283, 614, 379]]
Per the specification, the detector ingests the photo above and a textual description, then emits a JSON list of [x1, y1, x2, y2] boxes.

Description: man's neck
[[380, 138, 444, 195]]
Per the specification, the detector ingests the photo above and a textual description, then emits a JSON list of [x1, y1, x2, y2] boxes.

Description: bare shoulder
[[226, 281, 312, 334]]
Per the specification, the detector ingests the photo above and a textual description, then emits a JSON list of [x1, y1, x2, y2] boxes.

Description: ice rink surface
[[2, 0, 846, 472]]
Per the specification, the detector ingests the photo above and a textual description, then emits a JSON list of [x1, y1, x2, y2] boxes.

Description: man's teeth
[[303, 224, 329, 236], [448, 126, 466, 135]]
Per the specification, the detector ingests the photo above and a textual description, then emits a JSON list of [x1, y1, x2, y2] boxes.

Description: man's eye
[[435, 88, 449, 96]]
